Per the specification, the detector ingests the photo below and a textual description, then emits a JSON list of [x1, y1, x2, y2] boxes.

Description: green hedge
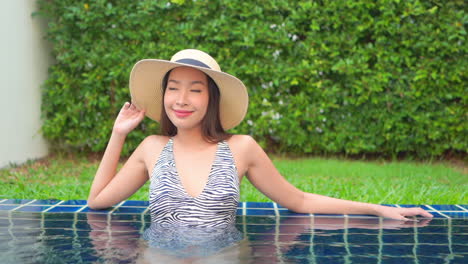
[[38, 0, 467, 158]]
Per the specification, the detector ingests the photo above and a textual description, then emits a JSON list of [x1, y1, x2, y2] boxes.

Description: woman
[[87, 49, 432, 226]]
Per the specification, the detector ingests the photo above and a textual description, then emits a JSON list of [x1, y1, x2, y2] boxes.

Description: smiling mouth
[[173, 109, 194, 118]]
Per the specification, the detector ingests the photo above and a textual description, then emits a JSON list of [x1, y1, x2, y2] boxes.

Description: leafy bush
[[38, 0, 467, 158]]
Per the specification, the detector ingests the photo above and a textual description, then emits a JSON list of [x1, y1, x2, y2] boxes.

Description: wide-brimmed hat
[[129, 49, 248, 130]]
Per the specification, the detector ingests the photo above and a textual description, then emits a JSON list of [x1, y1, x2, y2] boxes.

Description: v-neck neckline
[[170, 138, 221, 199]]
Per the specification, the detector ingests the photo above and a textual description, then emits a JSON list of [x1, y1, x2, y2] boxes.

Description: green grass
[[1, 154, 466, 204], [241, 157, 467, 204]]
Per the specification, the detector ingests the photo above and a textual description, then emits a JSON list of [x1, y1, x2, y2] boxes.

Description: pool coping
[[0, 199, 466, 219]]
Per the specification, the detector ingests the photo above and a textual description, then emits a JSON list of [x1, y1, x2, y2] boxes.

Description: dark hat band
[[175, 58, 211, 69]]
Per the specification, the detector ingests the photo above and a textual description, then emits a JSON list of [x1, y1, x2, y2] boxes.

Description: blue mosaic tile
[[453, 245, 468, 255], [452, 234, 468, 245], [29, 199, 62, 205], [14, 206, 52, 212], [244, 224, 276, 233], [245, 202, 274, 209], [46, 206, 84, 213], [397, 204, 431, 210], [74, 220, 93, 230], [380, 227, 414, 235], [60, 200, 87, 206], [452, 225, 468, 234], [110, 214, 146, 221], [314, 233, 345, 244], [420, 205, 434, 211], [419, 225, 451, 233], [122, 200, 149, 207], [417, 244, 451, 255], [379, 256, 415, 263], [429, 205, 467, 211], [246, 209, 276, 216], [143, 214, 152, 222], [426, 212, 450, 218], [313, 244, 348, 256], [349, 244, 380, 255], [243, 234, 272, 242], [0, 200, 467, 220], [347, 235, 380, 246], [44, 220, 77, 229], [112, 207, 147, 214], [42, 212, 87, 221], [278, 210, 309, 217], [443, 212, 468, 218], [45, 228, 74, 237], [314, 257, 350, 262], [383, 234, 414, 243], [452, 225, 467, 235], [1, 199, 34, 205], [418, 234, 449, 244], [382, 244, 414, 255], [80, 207, 111, 214], [0, 205, 20, 210], [397, 204, 439, 212]]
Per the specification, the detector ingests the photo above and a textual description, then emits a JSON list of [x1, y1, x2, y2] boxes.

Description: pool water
[[0, 200, 467, 263]]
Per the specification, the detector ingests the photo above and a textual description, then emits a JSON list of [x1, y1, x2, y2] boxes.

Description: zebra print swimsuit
[[148, 138, 240, 228]]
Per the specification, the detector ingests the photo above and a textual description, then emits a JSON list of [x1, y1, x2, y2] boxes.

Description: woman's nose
[[176, 89, 188, 106]]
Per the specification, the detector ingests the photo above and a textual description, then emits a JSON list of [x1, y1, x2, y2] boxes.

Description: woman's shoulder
[[226, 134, 259, 152], [141, 135, 170, 146], [227, 134, 255, 143], [136, 135, 171, 167], [225, 135, 264, 170], [138, 135, 171, 153]]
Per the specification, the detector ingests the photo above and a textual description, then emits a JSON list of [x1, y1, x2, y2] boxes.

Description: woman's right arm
[[87, 102, 147, 209]]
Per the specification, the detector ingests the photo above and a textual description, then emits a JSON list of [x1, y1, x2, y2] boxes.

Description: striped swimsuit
[[148, 138, 240, 228]]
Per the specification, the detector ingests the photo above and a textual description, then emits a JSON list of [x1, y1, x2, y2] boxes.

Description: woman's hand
[[376, 205, 433, 221], [113, 102, 146, 136]]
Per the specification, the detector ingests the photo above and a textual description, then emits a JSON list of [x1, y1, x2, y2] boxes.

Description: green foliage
[[38, 0, 467, 158]]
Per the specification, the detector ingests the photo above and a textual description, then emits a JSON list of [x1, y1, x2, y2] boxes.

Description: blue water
[[0, 211, 466, 263]]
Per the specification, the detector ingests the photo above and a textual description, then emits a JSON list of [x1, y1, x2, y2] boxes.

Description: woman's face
[[163, 66, 209, 131]]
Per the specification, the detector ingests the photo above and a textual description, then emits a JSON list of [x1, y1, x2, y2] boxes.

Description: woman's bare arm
[[242, 136, 433, 220], [87, 135, 149, 209], [87, 102, 147, 209]]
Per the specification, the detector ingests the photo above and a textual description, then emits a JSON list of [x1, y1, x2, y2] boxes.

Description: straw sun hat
[[129, 49, 248, 130]]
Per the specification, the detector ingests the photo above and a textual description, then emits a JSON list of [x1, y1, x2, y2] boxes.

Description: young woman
[[87, 49, 432, 227]]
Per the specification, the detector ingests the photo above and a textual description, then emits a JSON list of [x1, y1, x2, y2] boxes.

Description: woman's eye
[[168, 87, 177, 91], [191, 89, 202, 93]]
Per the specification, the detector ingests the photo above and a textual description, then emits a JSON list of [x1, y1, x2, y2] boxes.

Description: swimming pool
[[1, 199, 466, 263]]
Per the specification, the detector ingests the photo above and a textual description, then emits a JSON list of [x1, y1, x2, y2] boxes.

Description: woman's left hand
[[376, 206, 433, 221]]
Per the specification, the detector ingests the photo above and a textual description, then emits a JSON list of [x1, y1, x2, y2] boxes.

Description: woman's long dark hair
[[159, 69, 232, 143]]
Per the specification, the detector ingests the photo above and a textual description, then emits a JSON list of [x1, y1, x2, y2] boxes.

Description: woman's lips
[[173, 109, 193, 118]]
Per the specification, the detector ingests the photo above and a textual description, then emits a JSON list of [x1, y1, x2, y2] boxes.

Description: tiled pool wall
[[0, 199, 467, 218], [1, 199, 467, 263]]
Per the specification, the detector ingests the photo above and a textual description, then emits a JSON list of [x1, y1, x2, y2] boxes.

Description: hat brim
[[129, 59, 248, 130]]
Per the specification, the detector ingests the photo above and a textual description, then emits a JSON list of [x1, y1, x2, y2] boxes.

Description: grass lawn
[[1, 153, 466, 205]]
